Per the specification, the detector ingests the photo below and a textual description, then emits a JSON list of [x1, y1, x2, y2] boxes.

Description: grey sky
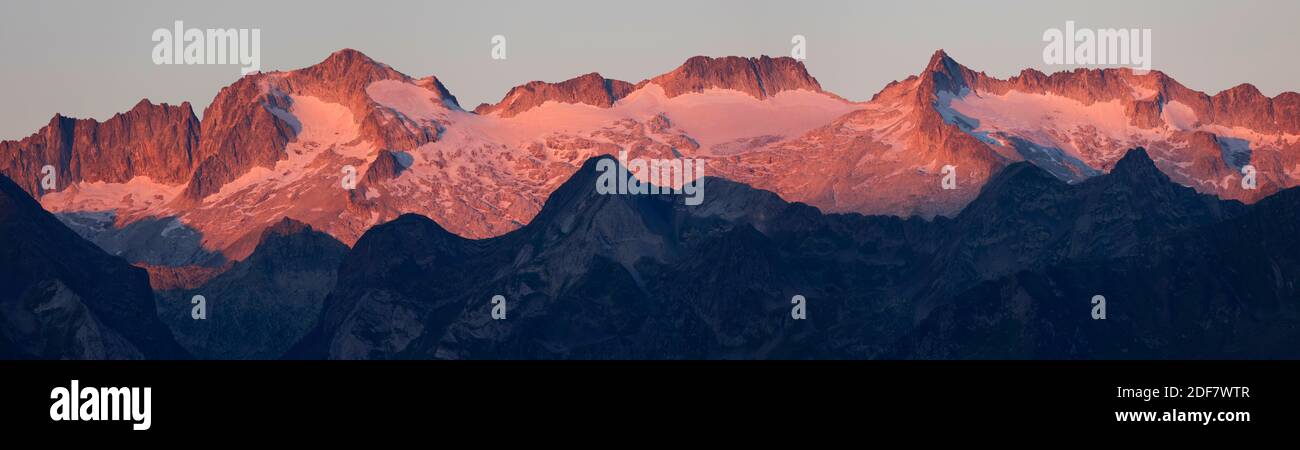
[[2, 0, 1297, 140]]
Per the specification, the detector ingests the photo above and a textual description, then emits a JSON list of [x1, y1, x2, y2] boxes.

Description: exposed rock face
[[475, 56, 822, 118], [182, 48, 453, 201], [474, 73, 635, 117], [641, 55, 823, 99], [0, 49, 467, 265], [181, 75, 297, 201], [0, 100, 199, 197], [157, 217, 348, 359], [0, 173, 187, 359], [919, 49, 1300, 134], [361, 149, 413, 185], [792, 49, 1300, 208]]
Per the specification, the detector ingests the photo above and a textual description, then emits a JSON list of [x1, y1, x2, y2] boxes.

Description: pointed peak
[[919, 49, 977, 95], [306, 48, 401, 78], [925, 49, 954, 71], [1110, 147, 1165, 180], [415, 75, 461, 109], [323, 48, 377, 64], [524, 153, 685, 238], [132, 98, 157, 110], [922, 49, 972, 76], [547, 153, 707, 205], [260, 217, 313, 241], [954, 161, 1063, 220], [532, 155, 619, 213], [1114, 146, 1153, 167]]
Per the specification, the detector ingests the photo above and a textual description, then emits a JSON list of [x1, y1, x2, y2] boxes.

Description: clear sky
[[2, 0, 1297, 140]]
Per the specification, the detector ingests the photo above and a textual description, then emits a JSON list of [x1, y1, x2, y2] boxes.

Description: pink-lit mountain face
[[2, 49, 1296, 263]]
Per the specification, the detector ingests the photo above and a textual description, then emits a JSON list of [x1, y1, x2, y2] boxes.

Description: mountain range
[[281, 149, 1300, 359], [1, 48, 1298, 359], [2, 146, 1297, 359], [3, 48, 1296, 268]]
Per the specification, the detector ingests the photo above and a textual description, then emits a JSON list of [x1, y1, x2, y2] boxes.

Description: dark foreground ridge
[[284, 148, 1296, 359], [0, 173, 188, 359]]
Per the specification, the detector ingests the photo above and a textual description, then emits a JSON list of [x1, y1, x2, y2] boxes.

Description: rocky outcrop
[[473, 55, 821, 117], [362, 149, 413, 184], [641, 55, 823, 99], [0, 100, 199, 197], [180, 49, 455, 201], [474, 72, 635, 117], [918, 49, 1300, 133], [849, 50, 1300, 206], [180, 76, 297, 201]]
